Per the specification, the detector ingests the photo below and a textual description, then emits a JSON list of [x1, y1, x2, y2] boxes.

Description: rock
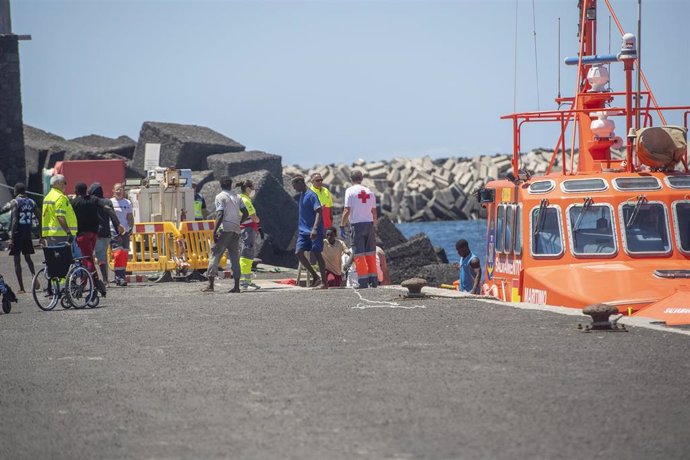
[[375, 216, 407, 250], [207, 150, 283, 185], [254, 233, 298, 269], [131, 122, 245, 175], [70, 134, 136, 159], [64, 151, 130, 162], [417, 263, 457, 287], [435, 246, 449, 263], [23, 125, 73, 192], [200, 169, 297, 256], [190, 170, 215, 190], [386, 233, 441, 284]]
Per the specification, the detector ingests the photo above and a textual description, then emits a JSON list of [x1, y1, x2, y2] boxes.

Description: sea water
[[395, 220, 487, 268]]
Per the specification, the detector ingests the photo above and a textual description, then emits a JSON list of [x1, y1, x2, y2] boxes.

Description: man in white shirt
[[203, 176, 248, 293], [340, 169, 378, 288], [110, 183, 134, 286]]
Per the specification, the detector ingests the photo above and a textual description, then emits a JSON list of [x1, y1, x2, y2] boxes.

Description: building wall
[[0, 34, 26, 188]]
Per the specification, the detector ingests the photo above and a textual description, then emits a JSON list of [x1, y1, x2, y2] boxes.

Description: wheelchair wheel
[[32, 268, 60, 311], [65, 265, 94, 310], [61, 296, 72, 309]]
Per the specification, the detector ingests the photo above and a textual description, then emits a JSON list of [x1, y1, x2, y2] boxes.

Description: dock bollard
[[580, 303, 627, 332], [400, 278, 427, 298]]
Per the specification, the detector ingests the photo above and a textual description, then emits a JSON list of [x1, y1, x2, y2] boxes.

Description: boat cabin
[[481, 172, 690, 310]]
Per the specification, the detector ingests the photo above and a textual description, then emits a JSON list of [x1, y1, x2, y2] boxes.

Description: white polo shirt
[[344, 184, 376, 224]]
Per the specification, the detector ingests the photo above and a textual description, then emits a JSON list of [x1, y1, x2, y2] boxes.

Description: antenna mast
[[636, 0, 642, 130]]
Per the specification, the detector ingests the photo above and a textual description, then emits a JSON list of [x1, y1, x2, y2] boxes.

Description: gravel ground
[[0, 253, 688, 460]]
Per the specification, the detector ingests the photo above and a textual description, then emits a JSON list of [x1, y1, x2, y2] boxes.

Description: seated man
[[322, 227, 350, 287]]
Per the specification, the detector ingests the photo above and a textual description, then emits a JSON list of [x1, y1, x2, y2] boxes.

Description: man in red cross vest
[[340, 169, 378, 288]]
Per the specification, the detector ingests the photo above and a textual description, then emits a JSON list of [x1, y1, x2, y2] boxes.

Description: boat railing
[[502, 103, 690, 175]]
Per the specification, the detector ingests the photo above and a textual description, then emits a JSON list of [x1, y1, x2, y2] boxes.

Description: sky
[[11, 0, 690, 167]]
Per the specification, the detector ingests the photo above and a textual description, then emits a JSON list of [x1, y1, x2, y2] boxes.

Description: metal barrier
[[177, 220, 226, 271]]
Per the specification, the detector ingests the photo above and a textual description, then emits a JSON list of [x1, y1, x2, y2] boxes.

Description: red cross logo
[[357, 190, 370, 204]]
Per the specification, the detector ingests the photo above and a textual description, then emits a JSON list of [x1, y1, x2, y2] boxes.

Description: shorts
[[94, 237, 110, 264], [295, 232, 324, 253], [9, 233, 34, 256]]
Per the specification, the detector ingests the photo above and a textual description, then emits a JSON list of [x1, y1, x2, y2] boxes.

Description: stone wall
[[0, 34, 26, 187], [284, 150, 562, 222]]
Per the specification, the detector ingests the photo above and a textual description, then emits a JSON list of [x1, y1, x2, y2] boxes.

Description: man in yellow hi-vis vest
[[42, 174, 78, 246], [193, 182, 207, 220], [309, 173, 333, 229]]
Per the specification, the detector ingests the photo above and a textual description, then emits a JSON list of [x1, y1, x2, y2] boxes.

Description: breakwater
[[284, 150, 561, 222], [11, 121, 561, 279]]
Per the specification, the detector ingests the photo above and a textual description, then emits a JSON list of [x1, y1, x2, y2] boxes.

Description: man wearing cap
[[309, 173, 333, 229], [341, 169, 378, 288], [291, 175, 328, 288], [42, 174, 77, 246]]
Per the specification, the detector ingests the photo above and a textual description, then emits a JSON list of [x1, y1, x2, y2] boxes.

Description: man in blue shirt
[[0, 183, 42, 293], [291, 175, 328, 289], [455, 239, 481, 294]]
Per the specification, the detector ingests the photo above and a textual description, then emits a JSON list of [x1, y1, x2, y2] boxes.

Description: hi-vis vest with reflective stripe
[[309, 185, 333, 208], [42, 188, 78, 237], [239, 193, 258, 229], [194, 199, 203, 219]]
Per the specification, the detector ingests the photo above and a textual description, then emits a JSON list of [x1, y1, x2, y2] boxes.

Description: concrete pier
[[0, 254, 687, 459]]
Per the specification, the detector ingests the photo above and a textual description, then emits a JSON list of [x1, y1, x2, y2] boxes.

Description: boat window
[[504, 205, 514, 254], [496, 205, 505, 253], [613, 177, 662, 191], [531, 206, 564, 256], [514, 205, 523, 256], [672, 201, 690, 253], [568, 204, 616, 255], [666, 176, 690, 189], [561, 178, 608, 193], [619, 202, 671, 255], [528, 180, 555, 194]]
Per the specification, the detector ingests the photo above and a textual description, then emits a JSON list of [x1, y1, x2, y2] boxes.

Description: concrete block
[[132, 122, 245, 175]]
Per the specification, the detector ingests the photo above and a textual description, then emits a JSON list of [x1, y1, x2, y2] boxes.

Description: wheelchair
[[31, 244, 101, 311]]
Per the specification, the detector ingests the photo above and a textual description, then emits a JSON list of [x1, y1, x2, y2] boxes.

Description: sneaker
[[201, 286, 214, 293]]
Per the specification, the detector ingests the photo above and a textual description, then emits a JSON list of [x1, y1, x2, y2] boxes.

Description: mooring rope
[[350, 288, 426, 310]]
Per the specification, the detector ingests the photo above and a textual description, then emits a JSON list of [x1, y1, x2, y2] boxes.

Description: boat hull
[[521, 260, 690, 313]]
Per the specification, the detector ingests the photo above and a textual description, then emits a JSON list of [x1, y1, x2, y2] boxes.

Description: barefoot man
[[291, 175, 328, 288]]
